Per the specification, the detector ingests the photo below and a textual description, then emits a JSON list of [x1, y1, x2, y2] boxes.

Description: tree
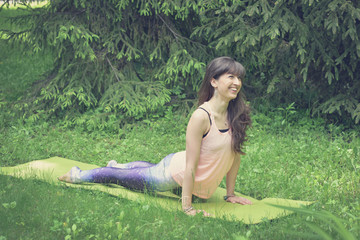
[[1, 0, 211, 127], [2, 0, 360, 126], [195, 0, 360, 124]]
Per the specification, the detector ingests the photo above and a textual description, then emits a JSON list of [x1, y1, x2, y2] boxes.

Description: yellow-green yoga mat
[[1, 157, 312, 224]]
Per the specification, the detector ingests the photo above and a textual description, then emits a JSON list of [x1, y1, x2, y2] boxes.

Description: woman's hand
[[184, 207, 211, 217], [226, 196, 252, 205]]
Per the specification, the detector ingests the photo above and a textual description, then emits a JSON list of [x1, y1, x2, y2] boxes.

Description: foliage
[[272, 205, 358, 240], [194, 0, 360, 124], [1, 0, 359, 125], [0, 0, 209, 125]]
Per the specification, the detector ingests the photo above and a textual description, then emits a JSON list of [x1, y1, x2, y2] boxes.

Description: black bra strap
[[198, 107, 212, 126], [198, 107, 211, 138]]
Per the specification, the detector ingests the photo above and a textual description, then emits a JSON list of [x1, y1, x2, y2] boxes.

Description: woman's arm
[[182, 109, 210, 216], [225, 154, 252, 205]]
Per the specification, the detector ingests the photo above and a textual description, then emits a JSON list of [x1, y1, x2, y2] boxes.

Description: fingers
[[228, 196, 253, 205], [197, 209, 211, 217], [185, 208, 211, 217], [237, 197, 252, 205], [239, 198, 252, 205]]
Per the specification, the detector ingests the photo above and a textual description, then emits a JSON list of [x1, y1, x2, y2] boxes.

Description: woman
[[59, 56, 252, 216]]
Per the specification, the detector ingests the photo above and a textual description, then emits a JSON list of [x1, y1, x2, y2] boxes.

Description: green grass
[[0, 175, 240, 239], [0, 6, 359, 240], [0, 118, 186, 167], [1, 118, 359, 239]]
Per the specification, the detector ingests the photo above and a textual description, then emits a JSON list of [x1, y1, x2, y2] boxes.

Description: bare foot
[[106, 160, 127, 168], [106, 160, 118, 167], [58, 169, 72, 183]]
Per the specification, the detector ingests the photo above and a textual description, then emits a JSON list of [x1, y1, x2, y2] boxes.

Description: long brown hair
[[198, 56, 251, 154]]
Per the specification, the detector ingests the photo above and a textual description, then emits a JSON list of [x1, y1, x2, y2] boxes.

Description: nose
[[233, 77, 241, 86]]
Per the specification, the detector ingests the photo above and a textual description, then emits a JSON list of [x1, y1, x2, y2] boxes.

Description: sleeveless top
[[168, 102, 236, 199]]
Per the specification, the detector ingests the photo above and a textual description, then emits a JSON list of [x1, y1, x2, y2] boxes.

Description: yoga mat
[[1, 157, 312, 224]]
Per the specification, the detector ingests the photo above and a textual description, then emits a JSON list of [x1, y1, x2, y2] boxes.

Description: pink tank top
[[169, 102, 235, 199]]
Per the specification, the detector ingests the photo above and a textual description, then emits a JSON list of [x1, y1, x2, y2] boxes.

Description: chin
[[229, 94, 238, 100]]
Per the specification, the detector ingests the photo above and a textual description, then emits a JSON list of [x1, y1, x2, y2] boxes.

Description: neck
[[207, 96, 229, 115]]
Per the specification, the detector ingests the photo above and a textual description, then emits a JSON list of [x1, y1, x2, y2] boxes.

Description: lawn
[[0, 5, 359, 240]]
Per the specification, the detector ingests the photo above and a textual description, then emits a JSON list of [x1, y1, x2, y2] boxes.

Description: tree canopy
[[1, 0, 359, 127]]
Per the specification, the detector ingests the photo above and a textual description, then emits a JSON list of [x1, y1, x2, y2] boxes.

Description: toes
[[58, 171, 71, 182]]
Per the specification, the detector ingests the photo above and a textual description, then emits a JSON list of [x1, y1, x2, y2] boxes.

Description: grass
[[0, 175, 244, 240], [0, 6, 359, 240], [1, 118, 359, 239]]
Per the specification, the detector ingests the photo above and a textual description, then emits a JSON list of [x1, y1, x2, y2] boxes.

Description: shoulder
[[194, 103, 211, 120], [189, 108, 210, 125], [187, 107, 211, 135]]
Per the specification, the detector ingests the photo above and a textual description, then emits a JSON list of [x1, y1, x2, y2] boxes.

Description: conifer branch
[[158, 14, 181, 40], [106, 56, 121, 82], [5, 0, 359, 124], [157, 14, 203, 47]]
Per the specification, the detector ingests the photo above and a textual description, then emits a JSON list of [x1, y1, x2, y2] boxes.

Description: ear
[[210, 78, 217, 88]]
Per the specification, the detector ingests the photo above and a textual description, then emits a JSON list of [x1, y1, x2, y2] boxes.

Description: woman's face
[[211, 73, 242, 101]]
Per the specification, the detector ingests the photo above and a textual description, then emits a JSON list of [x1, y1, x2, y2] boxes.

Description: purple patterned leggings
[[74, 153, 180, 192]]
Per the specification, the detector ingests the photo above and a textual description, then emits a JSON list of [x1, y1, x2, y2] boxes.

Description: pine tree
[[194, 0, 360, 123], [2, 0, 359, 125], [1, 0, 210, 126]]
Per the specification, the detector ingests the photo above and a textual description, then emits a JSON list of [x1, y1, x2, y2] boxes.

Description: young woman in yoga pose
[[59, 56, 252, 216]]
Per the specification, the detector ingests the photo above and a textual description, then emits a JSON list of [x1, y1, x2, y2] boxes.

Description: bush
[[1, 0, 359, 126]]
